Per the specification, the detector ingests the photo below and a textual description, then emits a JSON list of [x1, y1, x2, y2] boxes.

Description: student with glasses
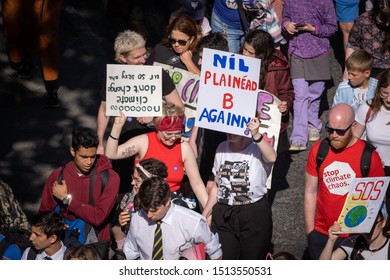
[[106, 102, 209, 211], [304, 103, 384, 259], [146, 14, 201, 75], [354, 69, 390, 199], [320, 201, 390, 260]]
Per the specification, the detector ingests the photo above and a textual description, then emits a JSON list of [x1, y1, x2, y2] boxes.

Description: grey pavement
[[0, 0, 344, 259]]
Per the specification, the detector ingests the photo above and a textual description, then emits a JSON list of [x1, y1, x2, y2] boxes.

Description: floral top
[[347, 11, 390, 69]]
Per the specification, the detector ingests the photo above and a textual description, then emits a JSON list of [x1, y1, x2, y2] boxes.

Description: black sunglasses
[[325, 121, 354, 136], [168, 35, 190, 46]]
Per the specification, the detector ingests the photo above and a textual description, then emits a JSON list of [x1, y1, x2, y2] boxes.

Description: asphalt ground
[[0, 0, 344, 259]]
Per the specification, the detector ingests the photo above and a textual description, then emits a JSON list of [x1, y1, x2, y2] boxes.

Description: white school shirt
[[21, 241, 67, 260], [123, 203, 222, 260]]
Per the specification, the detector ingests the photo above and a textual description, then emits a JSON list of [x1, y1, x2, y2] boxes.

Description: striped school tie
[[152, 221, 163, 260]]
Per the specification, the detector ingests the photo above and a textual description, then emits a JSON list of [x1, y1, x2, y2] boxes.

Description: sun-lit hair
[[114, 30, 145, 63], [165, 14, 198, 52], [154, 102, 184, 130], [345, 49, 372, 72]]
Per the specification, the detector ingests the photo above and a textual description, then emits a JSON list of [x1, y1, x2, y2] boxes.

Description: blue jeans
[[211, 12, 244, 54]]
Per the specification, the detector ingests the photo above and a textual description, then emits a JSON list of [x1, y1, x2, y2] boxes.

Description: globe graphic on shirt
[[344, 205, 368, 227]]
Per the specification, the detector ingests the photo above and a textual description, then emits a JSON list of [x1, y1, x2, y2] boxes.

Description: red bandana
[[155, 116, 184, 131]]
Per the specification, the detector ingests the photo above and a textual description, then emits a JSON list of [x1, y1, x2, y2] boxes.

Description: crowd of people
[[1, 0, 390, 260]]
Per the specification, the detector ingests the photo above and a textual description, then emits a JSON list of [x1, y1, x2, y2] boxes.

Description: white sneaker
[[308, 127, 320, 142], [289, 142, 306, 151]]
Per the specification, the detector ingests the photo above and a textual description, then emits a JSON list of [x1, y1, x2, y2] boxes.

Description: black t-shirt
[[100, 66, 175, 101], [146, 43, 200, 71]]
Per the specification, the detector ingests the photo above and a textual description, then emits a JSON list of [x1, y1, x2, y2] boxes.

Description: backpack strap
[[360, 140, 375, 178], [27, 247, 38, 260], [316, 138, 330, 173], [365, 106, 372, 125]]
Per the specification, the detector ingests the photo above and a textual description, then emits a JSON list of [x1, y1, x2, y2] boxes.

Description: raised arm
[[247, 117, 276, 163], [97, 101, 110, 154]]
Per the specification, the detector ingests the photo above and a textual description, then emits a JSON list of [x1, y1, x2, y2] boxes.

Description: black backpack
[[316, 138, 375, 177]]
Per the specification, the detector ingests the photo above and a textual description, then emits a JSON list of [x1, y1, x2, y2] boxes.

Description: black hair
[[243, 29, 274, 88], [372, 0, 390, 52], [71, 127, 98, 151], [136, 158, 168, 180], [196, 32, 229, 52], [31, 211, 64, 241], [137, 177, 170, 211]]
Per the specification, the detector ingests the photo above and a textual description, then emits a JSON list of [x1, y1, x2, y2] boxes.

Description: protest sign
[[195, 48, 261, 137], [105, 64, 162, 117], [336, 176, 390, 234], [154, 62, 199, 140]]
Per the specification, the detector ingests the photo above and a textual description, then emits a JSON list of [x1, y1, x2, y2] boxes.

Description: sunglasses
[[325, 122, 354, 136], [168, 35, 190, 46]]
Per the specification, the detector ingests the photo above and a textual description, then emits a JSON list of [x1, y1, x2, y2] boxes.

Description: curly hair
[[72, 127, 98, 151], [153, 102, 184, 129], [136, 158, 168, 180]]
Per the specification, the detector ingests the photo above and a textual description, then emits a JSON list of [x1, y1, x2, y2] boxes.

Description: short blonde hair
[[114, 30, 145, 63], [346, 49, 372, 72]]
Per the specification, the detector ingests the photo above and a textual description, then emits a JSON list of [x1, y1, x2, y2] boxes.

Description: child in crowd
[[333, 49, 378, 111], [202, 117, 276, 259], [282, 0, 337, 151], [320, 201, 390, 260], [123, 177, 222, 260], [21, 211, 66, 260]]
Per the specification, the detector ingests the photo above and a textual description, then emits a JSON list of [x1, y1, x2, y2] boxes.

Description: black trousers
[[212, 197, 272, 260]]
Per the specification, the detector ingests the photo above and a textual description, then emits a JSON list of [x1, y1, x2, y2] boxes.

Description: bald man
[[304, 104, 384, 259]]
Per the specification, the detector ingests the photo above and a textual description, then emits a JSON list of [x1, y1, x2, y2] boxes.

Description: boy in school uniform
[[333, 49, 378, 111], [21, 211, 67, 260], [123, 177, 222, 260]]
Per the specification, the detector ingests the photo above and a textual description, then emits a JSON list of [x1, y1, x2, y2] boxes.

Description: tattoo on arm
[[121, 145, 136, 157]]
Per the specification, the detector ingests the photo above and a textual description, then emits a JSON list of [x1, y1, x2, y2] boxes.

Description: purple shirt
[[282, 0, 337, 58]]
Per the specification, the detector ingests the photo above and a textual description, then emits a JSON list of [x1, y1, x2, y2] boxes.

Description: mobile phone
[[295, 22, 305, 28]]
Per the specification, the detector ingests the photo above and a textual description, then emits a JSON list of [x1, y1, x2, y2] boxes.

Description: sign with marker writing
[[336, 176, 390, 234], [105, 64, 162, 117], [154, 62, 199, 140], [195, 48, 261, 137]]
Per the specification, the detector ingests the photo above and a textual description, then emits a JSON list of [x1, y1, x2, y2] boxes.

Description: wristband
[[252, 134, 263, 143], [109, 134, 120, 140]]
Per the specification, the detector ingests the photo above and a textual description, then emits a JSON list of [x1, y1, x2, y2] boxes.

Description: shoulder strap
[[360, 140, 375, 177], [88, 168, 109, 206], [365, 106, 372, 124], [27, 247, 38, 260], [316, 139, 330, 172], [235, 0, 248, 34]]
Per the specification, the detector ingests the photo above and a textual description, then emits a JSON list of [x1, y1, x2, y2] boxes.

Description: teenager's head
[[30, 211, 64, 251], [166, 14, 198, 54], [132, 158, 168, 193], [154, 102, 184, 146], [71, 127, 98, 175], [137, 177, 171, 221], [346, 50, 372, 87], [114, 30, 147, 65], [371, 68, 390, 113], [243, 29, 274, 88], [196, 32, 228, 65]]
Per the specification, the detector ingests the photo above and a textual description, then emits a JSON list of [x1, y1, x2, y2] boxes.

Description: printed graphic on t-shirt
[[323, 161, 356, 195], [216, 160, 253, 205], [352, 88, 368, 110]]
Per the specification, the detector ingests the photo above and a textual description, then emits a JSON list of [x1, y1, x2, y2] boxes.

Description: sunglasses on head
[[325, 121, 354, 136], [168, 35, 190, 46]]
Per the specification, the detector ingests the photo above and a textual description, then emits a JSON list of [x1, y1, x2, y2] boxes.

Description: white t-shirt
[[356, 102, 390, 166], [212, 141, 273, 206], [340, 235, 389, 260]]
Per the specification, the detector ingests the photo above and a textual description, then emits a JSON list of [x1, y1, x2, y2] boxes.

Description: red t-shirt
[[136, 132, 184, 192], [306, 139, 385, 235]]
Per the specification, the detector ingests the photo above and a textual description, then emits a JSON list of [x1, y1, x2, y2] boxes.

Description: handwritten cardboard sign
[[105, 64, 163, 117], [336, 176, 390, 234], [154, 62, 199, 140], [195, 48, 261, 137]]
